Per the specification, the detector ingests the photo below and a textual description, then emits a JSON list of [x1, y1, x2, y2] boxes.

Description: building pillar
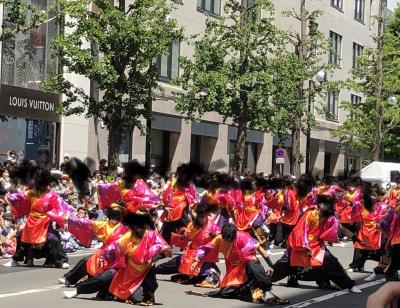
[[170, 120, 191, 171], [209, 123, 229, 172], [257, 133, 273, 174]]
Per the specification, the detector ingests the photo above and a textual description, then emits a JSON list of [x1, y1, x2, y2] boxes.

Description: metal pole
[[305, 79, 312, 175], [145, 87, 152, 170]]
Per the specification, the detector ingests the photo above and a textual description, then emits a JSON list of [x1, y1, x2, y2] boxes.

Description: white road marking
[[283, 279, 385, 308], [0, 285, 63, 299]]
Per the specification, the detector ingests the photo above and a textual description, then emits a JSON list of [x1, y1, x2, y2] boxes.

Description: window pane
[[160, 54, 169, 78], [214, 0, 221, 15], [205, 0, 212, 11], [170, 40, 179, 79]]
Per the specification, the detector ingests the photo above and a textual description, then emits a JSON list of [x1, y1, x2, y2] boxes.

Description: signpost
[[276, 148, 285, 175]]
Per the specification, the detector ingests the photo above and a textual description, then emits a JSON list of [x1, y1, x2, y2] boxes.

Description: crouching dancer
[[271, 195, 362, 293], [190, 223, 289, 305], [63, 213, 171, 306]]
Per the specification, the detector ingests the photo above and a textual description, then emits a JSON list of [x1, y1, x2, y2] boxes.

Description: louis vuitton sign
[[0, 84, 61, 122]]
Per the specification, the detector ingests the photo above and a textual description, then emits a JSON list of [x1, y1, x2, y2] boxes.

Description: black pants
[[246, 260, 272, 291], [76, 269, 116, 295], [386, 244, 400, 281], [64, 255, 91, 285], [209, 259, 271, 299], [281, 224, 295, 247], [349, 248, 380, 271], [272, 249, 355, 289], [155, 255, 181, 275], [131, 267, 159, 303]]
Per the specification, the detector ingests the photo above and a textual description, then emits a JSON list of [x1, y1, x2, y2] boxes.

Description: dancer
[[58, 204, 128, 289], [347, 183, 384, 273], [379, 194, 400, 281], [5, 162, 70, 268], [190, 223, 288, 305], [156, 203, 221, 288], [161, 163, 198, 244], [63, 213, 171, 305], [271, 195, 362, 293], [97, 160, 159, 213]]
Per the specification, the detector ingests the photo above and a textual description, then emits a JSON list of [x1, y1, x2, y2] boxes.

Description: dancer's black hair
[[122, 160, 147, 188], [221, 223, 237, 242], [362, 181, 374, 212], [193, 203, 210, 228], [9, 160, 37, 187], [175, 163, 204, 188], [64, 157, 91, 196], [106, 207, 123, 221], [317, 195, 335, 217], [296, 174, 315, 199], [123, 213, 155, 238], [32, 168, 53, 194], [240, 178, 255, 191]]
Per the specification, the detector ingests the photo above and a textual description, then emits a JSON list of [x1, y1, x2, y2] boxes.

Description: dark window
[[350, 94, 362, 119], [329, 31, 342, 66], [331, 0, 343, 10], [155, 40, 180, 82], [327, 90, 339, 120], [324, 152, 332, 175], [352, 42, 363, 68], [355, 0, 365, 22], [197, 0, 221, 16]]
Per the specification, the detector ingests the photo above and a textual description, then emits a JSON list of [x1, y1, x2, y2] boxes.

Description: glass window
[[350, 94, 362, 120], [331, 0, 343, 10], [0, 117, 56, 168], [197, 0, 221, 16], [157, 40, 180, 82], [329, 31, 342, 66], [1, 0, 59, 91], [327, 90, 339, 120], [352, 42, 363, 68], [355, 0, 365, 22]]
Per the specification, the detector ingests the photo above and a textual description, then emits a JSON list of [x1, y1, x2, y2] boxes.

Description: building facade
[[0, 0, 380, 176]]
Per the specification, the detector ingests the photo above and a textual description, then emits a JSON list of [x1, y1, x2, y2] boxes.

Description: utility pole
[[372, 0, 386, 161]]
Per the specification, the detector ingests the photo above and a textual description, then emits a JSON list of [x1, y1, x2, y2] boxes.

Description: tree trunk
[[291, 113, 302, 177], [291, 0, 308, 178], [107, 120, 123, 177], [234, 106, 248, 176], [372, 0, 385, 162]]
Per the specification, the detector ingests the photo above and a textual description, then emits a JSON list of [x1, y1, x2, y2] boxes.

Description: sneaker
[[3, 260, 19, 267], [364, 273, 377, 282], [58, 278, 71, 286], [63, 290, 78, 299], [349, 286, 362, 293], [62, 263, 70, 269], [1, 253, 12, 259], [346, 268, 355, 273]]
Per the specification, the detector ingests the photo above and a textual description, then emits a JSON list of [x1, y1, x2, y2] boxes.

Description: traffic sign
[[276, 148, 285, 164]]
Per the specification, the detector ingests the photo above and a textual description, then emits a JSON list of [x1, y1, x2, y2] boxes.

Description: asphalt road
[[0, 243, 386, 308]]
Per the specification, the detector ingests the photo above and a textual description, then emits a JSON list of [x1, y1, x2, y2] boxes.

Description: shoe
[[3, 260, 19, 267], [270, 244, 275, 249], [346, 268, 355, 273], [1, 253, 12, 258], [349, 286, 362, 293], [62, 263, 70, 269], [287, 276, 300, 288], [364, 273, 377, 282], [58, 278, 71, 286], [26, 259, 34, 267], [63, 290, 78, 299]]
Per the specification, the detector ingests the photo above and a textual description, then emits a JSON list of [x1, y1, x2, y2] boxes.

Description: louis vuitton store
[[0, 84, 61, 167]]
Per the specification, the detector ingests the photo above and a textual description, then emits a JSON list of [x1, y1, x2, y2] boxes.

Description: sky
[[388, 0, 398, 10]]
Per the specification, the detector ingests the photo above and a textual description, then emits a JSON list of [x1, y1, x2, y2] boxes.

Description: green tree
[[268, 0, 333, 177], [44, 0, 182, 175], [0, 0, 55, 41], [175, 0, 284, 175], [333, 3, 400, 161]]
